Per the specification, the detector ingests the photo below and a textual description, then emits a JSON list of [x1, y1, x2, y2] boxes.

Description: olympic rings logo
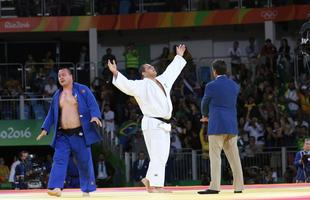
[[261, 10, 278, 20]]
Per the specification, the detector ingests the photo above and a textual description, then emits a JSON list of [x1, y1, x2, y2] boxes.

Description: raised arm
[[157, 44, 187, 89], [108, 59, 143, 97]]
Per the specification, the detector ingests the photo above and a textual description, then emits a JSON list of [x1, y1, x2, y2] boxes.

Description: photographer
[[14, 151, 32, 189], [294, 138, 310, 183]]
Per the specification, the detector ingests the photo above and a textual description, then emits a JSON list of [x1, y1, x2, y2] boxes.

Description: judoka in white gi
[[108, 44, 187, 193]]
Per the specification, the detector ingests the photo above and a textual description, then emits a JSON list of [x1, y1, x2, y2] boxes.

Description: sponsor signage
[[0, 120, 53, 146]]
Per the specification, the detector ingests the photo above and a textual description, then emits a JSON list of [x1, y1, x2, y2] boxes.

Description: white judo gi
[[112, 55, 187, 187]]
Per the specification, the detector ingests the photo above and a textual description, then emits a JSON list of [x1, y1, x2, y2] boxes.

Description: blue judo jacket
[[41, 82, 102, 148]]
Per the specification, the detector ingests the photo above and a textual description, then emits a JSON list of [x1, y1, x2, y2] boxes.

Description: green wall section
[[0, 120, 53, 146]]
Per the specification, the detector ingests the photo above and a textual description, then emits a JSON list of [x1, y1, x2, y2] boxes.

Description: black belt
[[58, 127, 83, 136], [153, 117, 171, 124]]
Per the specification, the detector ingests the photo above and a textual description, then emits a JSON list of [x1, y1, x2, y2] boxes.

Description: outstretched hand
[[36, 130, 47, 141], [176, 44, 186, 57], [108, 59, 118, 77]]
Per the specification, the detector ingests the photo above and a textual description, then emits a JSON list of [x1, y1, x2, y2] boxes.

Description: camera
[[299, 14, 310, 56], [302, 154, 310, 165]]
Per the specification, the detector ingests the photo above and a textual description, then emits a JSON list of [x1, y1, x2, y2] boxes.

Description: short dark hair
[[139, 64, 148, 78], [58, 67, 72, 75], [211, 59, 227, 75]]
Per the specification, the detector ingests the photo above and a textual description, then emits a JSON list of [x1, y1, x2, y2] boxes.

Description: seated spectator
[[294, 138, 310, 183], [42, 51, 55, 75], [299, 85, 310, 119], [271, 121, 284, 147], [0, 158, 10, 187], [171, 132, 182, 151], [95, 154, 115, 187], [44, 77, 58, 97], [285, 82, 300, 119], [244, 136, 262, 158], [244, 116, 264, 146], [132, 151, 149, 186]]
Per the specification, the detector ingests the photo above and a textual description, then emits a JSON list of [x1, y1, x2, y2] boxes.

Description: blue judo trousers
[[41, 83, 102, 192]]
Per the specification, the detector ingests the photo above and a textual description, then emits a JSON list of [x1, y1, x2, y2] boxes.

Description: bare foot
[[47, 188, 62, 197], [149, 187, 172, 193], [141, 178, 152, 192]]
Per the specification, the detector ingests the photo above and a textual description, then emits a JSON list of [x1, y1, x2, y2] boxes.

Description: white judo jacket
[[112, 55, 187, 132]]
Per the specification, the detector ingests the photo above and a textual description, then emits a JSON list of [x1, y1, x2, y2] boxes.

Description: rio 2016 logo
[[0, 127, 31, 139]]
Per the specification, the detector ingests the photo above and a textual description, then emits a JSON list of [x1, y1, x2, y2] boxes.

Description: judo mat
[[1, 183, 310, 200]]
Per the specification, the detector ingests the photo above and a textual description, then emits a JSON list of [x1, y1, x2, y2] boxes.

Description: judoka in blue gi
[[36, 67, 102, 197]]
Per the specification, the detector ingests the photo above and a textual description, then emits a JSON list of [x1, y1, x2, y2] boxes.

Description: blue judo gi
[[41, 83, 102, 192]]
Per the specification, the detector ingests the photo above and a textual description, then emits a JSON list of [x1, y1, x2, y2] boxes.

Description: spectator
[[8, 157, 20, 189], [132, 151, 149, 186], [102, 48, 116, 68], [285, 82, 300, 119], [0, 158, 10, 187], [260, 39, 277, 72], [155, 47, 170, 74], [95, 154, 115, 187], [71, 0, 86, 15], [42, 51, 55, 76], [102, 48, 116, 83], [15, 151, 32, 189], [244, 136, 262, 166], [228, 41, 242, 79], [123, 43, 139, 78], [294, 138, 310, 183], [103, 104, 115, 134], [299, 85, 310, 119], [78, 45, 89, 69], [245, 37, 259, 80], [244, 117, 264, 146], [277, 38, 291, 79], [95, 0, 118, 15], [16, 0, 31, 17], [119, 0, 132, 14], [44, 77, 58, 97], [171, 131, 182, 151]]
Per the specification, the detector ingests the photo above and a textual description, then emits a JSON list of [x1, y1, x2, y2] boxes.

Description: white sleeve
[[157, 55, 187, 89], [112, 72, 144, 97]]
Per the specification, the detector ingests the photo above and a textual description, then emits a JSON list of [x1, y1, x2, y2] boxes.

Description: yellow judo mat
[[1, 184, 310, 200]]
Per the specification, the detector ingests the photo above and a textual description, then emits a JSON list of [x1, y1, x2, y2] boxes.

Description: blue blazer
[[42, 83, 102, 148], [201, 75, 240, 135], [294, 151, 310, 182], [132, 159, 149, 181]]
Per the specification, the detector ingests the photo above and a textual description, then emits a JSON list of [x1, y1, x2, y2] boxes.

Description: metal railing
[[124, 147, 297, 184], [0, 96, 51, 120], [0, 0, 304, 18]]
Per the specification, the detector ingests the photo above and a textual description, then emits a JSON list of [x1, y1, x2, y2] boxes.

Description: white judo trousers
[[143, 127, 170, 187]]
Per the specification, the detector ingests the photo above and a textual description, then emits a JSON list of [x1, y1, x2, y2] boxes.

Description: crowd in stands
[[7, 0, 310, 18]]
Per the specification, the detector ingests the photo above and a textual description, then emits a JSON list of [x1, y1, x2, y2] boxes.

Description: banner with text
[[0, 5, 309, 32], [0, 120, 53, 146]]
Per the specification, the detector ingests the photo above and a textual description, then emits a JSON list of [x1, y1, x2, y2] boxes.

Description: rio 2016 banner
[[0, 120, 53, 146], [0, 5, 309, 32]]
